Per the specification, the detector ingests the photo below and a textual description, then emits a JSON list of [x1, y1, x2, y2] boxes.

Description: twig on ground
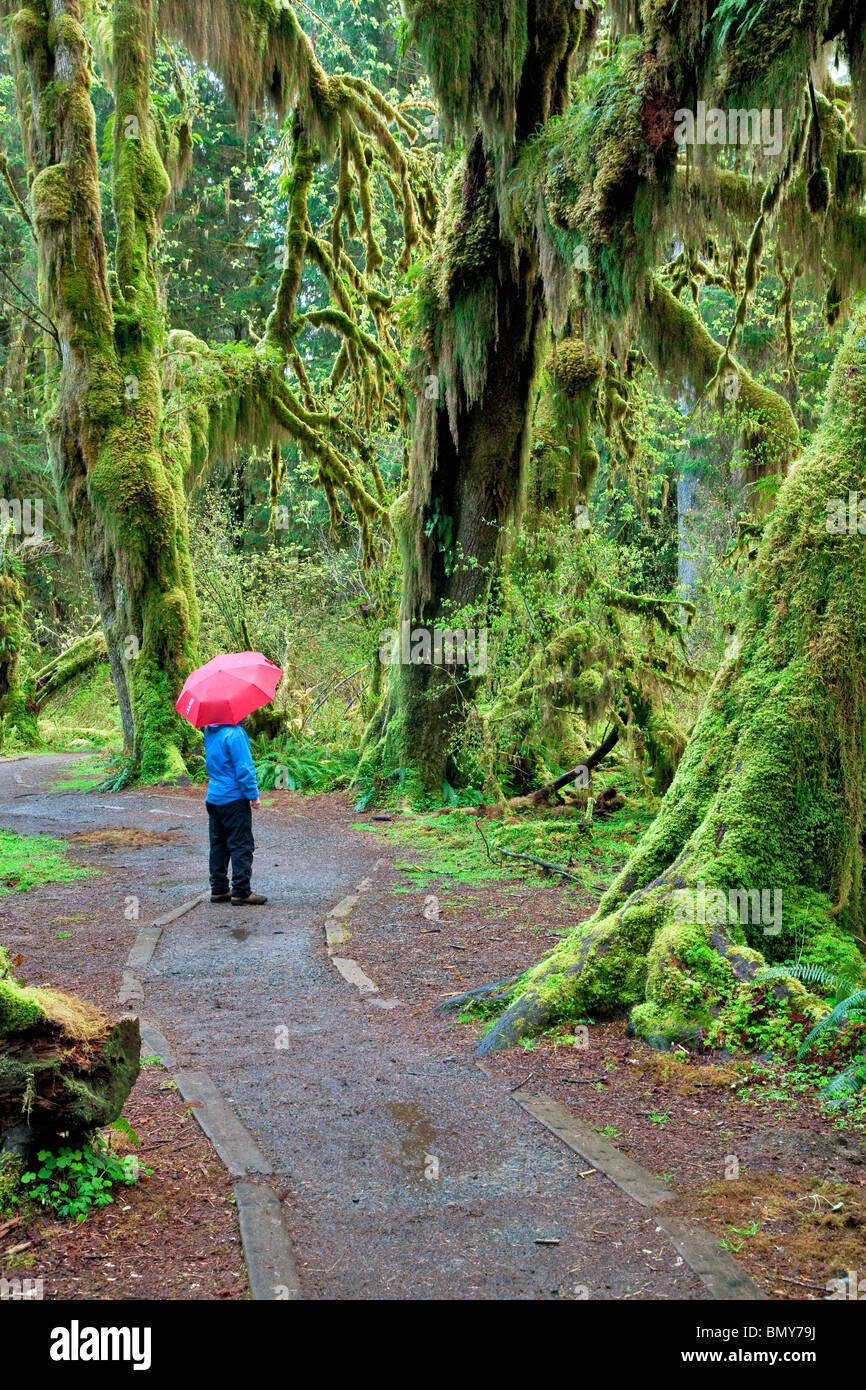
[[776, 1275, 828, 1292], [473, 818, 495, 863], [509, 1070, 536, 1092], [499, 848, 581, 881]]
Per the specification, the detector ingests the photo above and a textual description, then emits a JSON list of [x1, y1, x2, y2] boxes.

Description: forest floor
[[0, 753, 864, 1300]]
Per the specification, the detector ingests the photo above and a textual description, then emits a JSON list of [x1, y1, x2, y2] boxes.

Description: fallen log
[[0, 971, 140, 1176], [512, 727, 621, 809], [33, 628, 108, 709]]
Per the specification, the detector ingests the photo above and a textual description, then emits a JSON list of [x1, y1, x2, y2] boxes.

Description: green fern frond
[[757, 961, 845, 990], [797, 990, 866, 1060], [821, 1064, 866, 1104]]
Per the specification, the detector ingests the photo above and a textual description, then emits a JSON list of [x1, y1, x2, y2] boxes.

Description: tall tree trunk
[[6, 0, 198, 780], [479, 303, 866, 1052], [362, 0, 583, 800], [0, 562, 37, 745]]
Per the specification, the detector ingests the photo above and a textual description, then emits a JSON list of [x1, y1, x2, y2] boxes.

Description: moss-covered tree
[[481, 299, 866, 1050], [1, 0, 433, 778], [0, 549, 37, 744], [464, 0, 866, 1048]]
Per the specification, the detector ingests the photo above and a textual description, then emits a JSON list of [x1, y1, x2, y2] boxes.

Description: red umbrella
[[175, 651, 283, 729]]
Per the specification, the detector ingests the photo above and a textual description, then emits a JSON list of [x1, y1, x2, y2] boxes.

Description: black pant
[[206, 799, 254, 898]]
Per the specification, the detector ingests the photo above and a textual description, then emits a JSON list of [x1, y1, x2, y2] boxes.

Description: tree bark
[[362, 0, 583, 800], [479, 303, 866, 1052], [6, 0, 198, 780]]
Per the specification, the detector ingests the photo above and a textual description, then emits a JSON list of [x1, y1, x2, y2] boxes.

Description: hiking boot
[[210, 892, 231, 903], [231, 892, 268, 906]]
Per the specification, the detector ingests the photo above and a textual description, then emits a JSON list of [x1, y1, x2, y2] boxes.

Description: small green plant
[[711, 982, 806, 1053], [720, 1220, 760, 1252], [97, 754, 136, 793], [756, 963, 866, 1103], [140, 1054, 163, 1067], [797, 990, 866, 1059], [11, 1135, 150, 1221], [647, 1111, 671, 1123], [593, 1124, 622, 1140]]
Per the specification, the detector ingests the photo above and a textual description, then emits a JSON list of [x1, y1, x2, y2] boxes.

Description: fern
[[821, 1064, 866, 1103], [797, 990, 866, 1061], [97, 755, 135, 793], [251, 736, 358, 793], [756, 961, 856, 995]]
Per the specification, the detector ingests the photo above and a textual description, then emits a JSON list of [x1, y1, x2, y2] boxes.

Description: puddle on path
[[385, 1101, 438, 1184]]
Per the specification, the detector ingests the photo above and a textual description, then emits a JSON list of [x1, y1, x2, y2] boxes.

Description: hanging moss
[[403, 0, 529, 172], [552, 338, 603, 397]]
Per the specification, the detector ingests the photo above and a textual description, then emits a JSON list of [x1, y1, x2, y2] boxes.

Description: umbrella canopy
[[175, 651, 283, 729]]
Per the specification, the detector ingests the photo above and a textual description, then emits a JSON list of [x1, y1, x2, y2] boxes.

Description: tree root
[[435, 975, 520, 1013]]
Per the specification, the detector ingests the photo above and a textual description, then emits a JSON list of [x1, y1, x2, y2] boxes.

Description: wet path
[[0, 755, 705, 1300]]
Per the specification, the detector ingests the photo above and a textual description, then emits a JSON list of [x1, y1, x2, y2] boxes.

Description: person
[[203, 720, 267, 905]]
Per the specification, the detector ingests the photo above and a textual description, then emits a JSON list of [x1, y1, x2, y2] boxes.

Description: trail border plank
[[513, 1090, 765, 1301], [175, 1071, 272, 1176], [234, 1183, 303, 1301]]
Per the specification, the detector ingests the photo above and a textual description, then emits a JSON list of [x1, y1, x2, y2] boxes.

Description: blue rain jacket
[[204, 724, 259, 804]]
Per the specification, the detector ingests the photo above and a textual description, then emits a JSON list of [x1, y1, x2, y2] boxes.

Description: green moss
[[640, 920, 737, 1042], [51, 13, 85, 49], [11, 5, 47, 55], [0, 566, 38, 748], [0, 828, 92, 894], [552, 338, 603, 396], [0, 979, 47, 1033], [30, 163, 72, 227], [480, 300, 866, 1055]]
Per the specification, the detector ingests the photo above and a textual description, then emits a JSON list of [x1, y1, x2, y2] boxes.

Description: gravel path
[[0, 755, 706, 1300]]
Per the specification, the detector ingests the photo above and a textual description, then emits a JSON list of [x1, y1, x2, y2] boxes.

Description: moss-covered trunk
[[6, 0, 198, 780], [0, 563, 37, 745], [479, 303, 866, 1052], [383, 234, 545, 799]]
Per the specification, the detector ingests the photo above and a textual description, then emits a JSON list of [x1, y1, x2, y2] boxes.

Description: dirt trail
[[0, 755, 706, 1300]]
